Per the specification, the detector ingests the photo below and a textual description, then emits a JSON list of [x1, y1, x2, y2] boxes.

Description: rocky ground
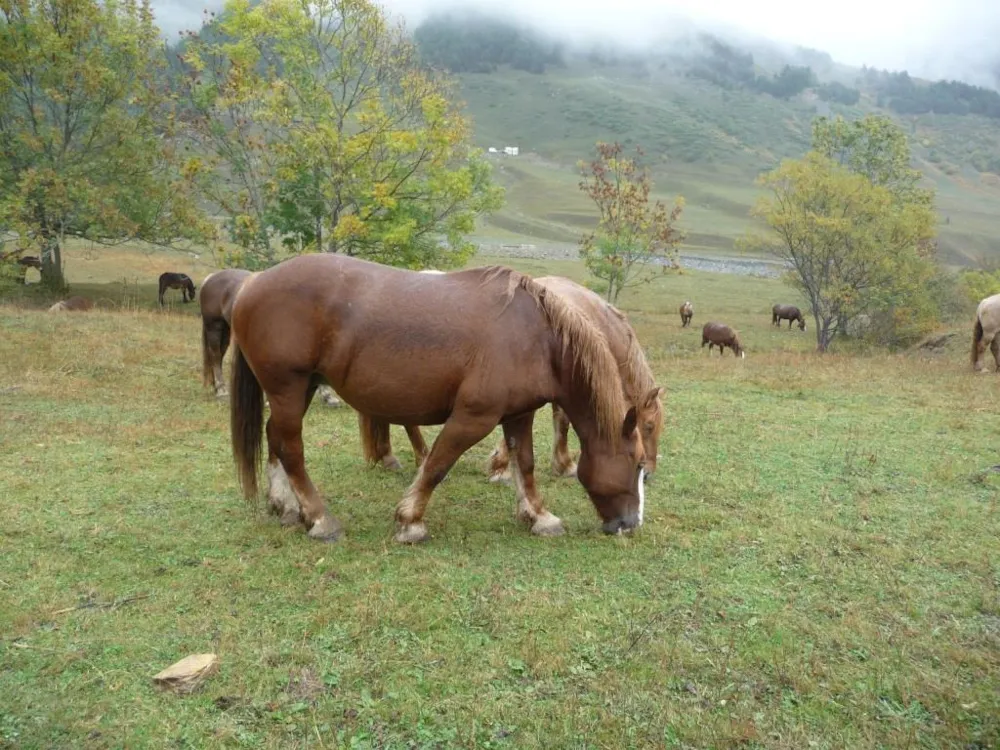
[[477, 242, 784, 278]]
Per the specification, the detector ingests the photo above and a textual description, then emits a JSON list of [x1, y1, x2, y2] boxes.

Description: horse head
[[575, 404, 647, 534], [798, 316, 806, 331]]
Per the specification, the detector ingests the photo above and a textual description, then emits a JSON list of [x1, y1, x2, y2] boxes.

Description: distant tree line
[[686, 36, 843, 101], [863, 68, 1000, 119], [413, 14, 564, 74]]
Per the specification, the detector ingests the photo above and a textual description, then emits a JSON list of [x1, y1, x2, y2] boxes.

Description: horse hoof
[[278, 508, 302, 527], [489, 469, 512, 484], [215, 390, 229, 401], [307, 512, 343, 542], [531, 513, 565, 537], [381, 456, 403, 472], [321, 394, 342, 408], [394, 522, 429, 544]]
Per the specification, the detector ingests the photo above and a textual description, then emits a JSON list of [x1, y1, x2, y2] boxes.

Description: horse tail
[[231, 345, 264, 502], [972, 316, 984, 365], [358, 412, 390, 465], [201, 318, 213, 388]]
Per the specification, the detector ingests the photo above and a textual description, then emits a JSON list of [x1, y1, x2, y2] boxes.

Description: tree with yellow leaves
[[742, 116, 939, 352], [177, 0, 503, 269]]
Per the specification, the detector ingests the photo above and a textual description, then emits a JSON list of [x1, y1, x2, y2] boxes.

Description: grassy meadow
[[1, 251, 999, 749]]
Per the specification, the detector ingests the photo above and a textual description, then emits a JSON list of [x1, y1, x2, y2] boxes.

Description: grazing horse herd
[[29, 256, 1000, 544]]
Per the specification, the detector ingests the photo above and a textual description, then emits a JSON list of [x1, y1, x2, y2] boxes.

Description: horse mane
[[607, 304, 658, 404], [476, 266, 626, 440]]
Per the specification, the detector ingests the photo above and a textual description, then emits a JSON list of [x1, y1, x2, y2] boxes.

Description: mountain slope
[[448, 59, 1000, 266]]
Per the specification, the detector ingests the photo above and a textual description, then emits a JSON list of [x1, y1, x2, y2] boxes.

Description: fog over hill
[[152, 0, 1000, 90]]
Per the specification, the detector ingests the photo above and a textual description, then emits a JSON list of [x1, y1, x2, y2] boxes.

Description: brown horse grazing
[[230, 254, 648, 543], [159, 272, 196, 306], [199, 269, 252, 398], [971, 292, 1000, 372], [199, 268, 345, 406], [702, 322, 745, 358], [48, 296, 94, 312], [772, 303, 806, 330], [679, 300, 694, 327], [484, 276, 663, 482]]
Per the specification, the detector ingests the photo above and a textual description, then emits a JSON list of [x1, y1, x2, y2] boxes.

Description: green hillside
[[425, 24, 1000, 267]]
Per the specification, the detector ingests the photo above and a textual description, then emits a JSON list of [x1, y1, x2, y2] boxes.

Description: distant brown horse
[[48, 296, 94, 312], [159, 272, 196, 306], [230, 254, 648, 544], [971, 292, 1000, 372], [772, 303, 806, 330], [679, 300, 694, 327], [199, 269, 342, 406], [702, 322, 745, 358]]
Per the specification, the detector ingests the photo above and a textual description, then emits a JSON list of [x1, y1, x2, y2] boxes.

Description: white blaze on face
[[741, 351, 746, 359], [637, 468, 645, 525]]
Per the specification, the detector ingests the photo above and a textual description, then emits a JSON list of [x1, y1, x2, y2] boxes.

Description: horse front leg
[[395, 411, 498, 544], [504, 412, 564, 536], [265, 385, 342, 542], [550, 404, 577, 478]]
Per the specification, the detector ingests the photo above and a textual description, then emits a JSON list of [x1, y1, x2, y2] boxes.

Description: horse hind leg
[[487, 435, 512, 483], [404, 425, 429, 468], [550, 404, 577, 478], [395, 410, 499, 544], [265, 383, 342, 541], [358, 413, 403, 471], [991, 333, 1000, 372], [504, 412, 564, 536]]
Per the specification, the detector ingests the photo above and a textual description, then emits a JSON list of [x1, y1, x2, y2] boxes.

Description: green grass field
[[1, 250, 998, 748]]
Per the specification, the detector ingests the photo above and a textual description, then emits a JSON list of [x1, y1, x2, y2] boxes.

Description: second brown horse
[[230, 254, 650, 544]]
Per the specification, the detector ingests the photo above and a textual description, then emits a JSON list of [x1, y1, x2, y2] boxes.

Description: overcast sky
[[152, 0, 1000, 88]]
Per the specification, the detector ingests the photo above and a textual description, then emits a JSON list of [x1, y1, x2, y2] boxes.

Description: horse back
[[231, 255, 559, 421]]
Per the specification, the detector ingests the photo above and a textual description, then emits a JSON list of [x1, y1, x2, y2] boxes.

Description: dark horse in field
[[229, 254, 648, 543], [702, 322, 745, 358], [972, 292, 1000, 372], [772, 303, 806, 330], [679, 300, 694, 327], [365, 276, 664, 485], [198, 269, 340, 407], [159, 272, 196, 306]]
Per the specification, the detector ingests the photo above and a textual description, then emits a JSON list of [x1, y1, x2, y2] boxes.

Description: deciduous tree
[[177, 0, 503, 270], [0, 0, 207, 289], [743, 115, 939, 351], [578, 142, 684, 303]]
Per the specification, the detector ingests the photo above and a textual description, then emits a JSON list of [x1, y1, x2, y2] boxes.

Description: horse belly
[[324, 348, 465, 425]]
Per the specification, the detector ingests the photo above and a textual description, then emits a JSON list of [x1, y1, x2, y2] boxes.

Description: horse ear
[[642, 387, 662, 409], [622, 406, 638, 438]]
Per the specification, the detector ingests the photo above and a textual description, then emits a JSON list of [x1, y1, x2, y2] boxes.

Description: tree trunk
[[817, 317, 834, 352], [40, 235, 65, 291]]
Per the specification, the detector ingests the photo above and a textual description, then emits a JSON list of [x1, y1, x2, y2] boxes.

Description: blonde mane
[[606, 304, 658, 405], [474, 266, 627, 440]]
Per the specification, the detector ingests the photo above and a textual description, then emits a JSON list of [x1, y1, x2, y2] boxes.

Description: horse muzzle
[[602, 512, 641, 535]]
